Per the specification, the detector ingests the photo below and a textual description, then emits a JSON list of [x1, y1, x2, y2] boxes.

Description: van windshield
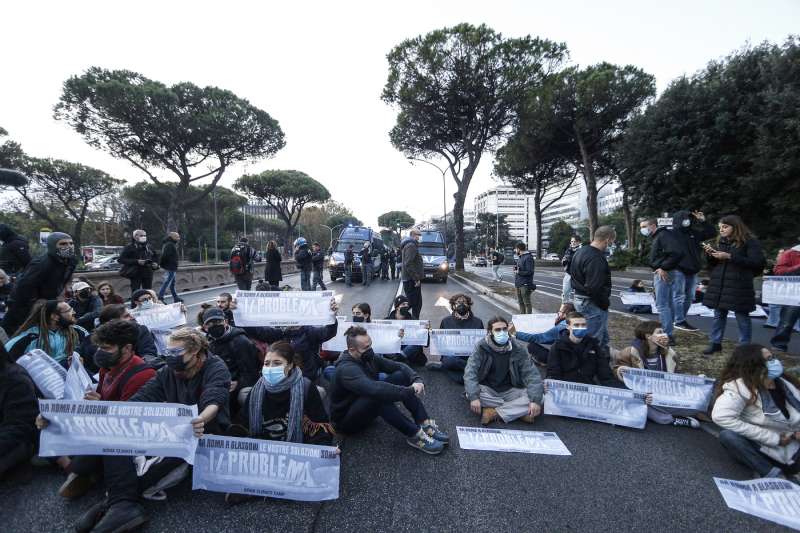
[[418, 245, 446, 256], [335, 240, 366, 252]]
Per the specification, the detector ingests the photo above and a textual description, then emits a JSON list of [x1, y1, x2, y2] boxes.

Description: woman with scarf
[[613, 320, 700, 429], [712, 344, 800, 479]]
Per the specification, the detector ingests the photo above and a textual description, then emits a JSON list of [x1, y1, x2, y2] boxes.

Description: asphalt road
[[0, 274, 786, 531], [465, 264, 800, 354]]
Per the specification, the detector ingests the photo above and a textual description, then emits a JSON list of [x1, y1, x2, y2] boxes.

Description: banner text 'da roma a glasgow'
[[38, 400, 198, 463], [192, 435, 340, 502], [456, 427, 571, 456], [544, 379, 648, 429], [715, 477, 800, 530], [233, 290, 336, 327], [622, 368, 715, 411], [428, 329, 485, 357]]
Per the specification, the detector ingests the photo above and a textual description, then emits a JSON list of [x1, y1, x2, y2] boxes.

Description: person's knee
[[384, 370, 411, 386], [718, 430, 743, 449]]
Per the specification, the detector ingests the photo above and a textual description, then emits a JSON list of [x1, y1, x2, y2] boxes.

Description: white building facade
[[473, 186, 530, 246]]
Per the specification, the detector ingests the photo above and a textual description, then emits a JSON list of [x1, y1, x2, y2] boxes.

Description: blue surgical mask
[[640, 227, 651, 237], [767, 359, 783, 380], [572, 327, 588, 339], [492, 331, 509, 345], [262, 365, 286, 385]]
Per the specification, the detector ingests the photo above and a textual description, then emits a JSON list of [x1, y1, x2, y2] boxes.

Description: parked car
[[544, 253, 560, 261], [85, 255, 121, 271], [472, 256, 487, 267]]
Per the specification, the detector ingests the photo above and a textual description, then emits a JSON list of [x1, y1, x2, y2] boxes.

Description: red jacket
[[775, 246, 800, 276], [98, 355, 156, 401]]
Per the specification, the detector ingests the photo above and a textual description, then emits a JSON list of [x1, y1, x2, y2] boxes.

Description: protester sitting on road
[[329, 326, 448, 455], [702, 215, 766, 355], [613, 320, 700, 429], [71, 328, 231, 533], [385, 295, 427, 367], [42, 319, 157, 500], [0, 342, 37, 482], [712, 344, 800, 480], [130, 288, 156, 310], [623, 279, 653, 314], [200, 307, 261, 412], [426, 293, 484, 384], [464, 316, 543, 426], [79, 304, 160, 373], [97, 282, 124, 306], [546, 312, 621, 387], [512, 302, 575, 367], [351, 302, 371, 323], [216, 292, 235, 325], [5, 300, 89, 365], [67, 280, 103, 331]]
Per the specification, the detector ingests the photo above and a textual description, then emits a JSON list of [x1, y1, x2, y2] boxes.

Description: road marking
[[449, 275, 517, 315]]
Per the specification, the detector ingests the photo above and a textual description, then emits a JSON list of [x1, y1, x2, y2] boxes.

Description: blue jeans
[[772, 306, 800, 349], [767, 304, 783, 327], [401, 345, 426, 366], [300, 269, 311, 291], [672, 270, 696, 323], [710, 309, 752, 345], [344, 264, 353, 286], [719, 430, 780, 477], [157, 270, 179, 301], [362, 263, 373, 286], [312, 269, 327, 290], [574, 297, 609, 352], [654, 271, 683, 336], [441, 356, 467, 384], [562, 273, 572, 303]]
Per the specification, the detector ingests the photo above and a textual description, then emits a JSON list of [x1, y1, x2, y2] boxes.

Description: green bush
[[609, 249, 638, 270]]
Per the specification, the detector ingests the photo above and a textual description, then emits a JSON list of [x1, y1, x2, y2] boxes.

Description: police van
[[328, 226, 385, 282], [418, 230, 449, 283]]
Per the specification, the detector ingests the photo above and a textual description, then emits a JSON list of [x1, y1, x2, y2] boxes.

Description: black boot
[[75, 498, 108, 533], [90, 501, 147, 533], [702, 343, 722, 355]]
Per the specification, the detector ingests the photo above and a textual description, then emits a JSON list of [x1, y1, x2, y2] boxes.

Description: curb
[[451, 273, 530, 314]]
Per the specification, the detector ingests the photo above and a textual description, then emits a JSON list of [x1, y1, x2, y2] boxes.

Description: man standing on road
[[561, 236, 582, 303], [119, 229, 158, 300], [229, 237, 256, 291], [489, 246, 504, 282], [359, 242, 374, 287], [671, 210, 715, 331], [514, 242, 536, 314], [568, 226, 615, 354], [401, 229, 424, 319], [388, 247, 397, 280], [311, 242, 327, 291], [158, 232, 181, 303], [344, 244, 355, 287], [640, 218, 684, 345], [294, 237, 312, 291]]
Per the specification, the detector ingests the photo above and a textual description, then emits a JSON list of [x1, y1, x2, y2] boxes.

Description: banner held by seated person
[[544, 379, 648, 429], [372, 319, 430, 346], [233, 290, 336, 327], [322, 319, 402, 354], [714, 477, 800, 530], [511, 314, 559, 335], [193, 435, 340, 501], [38, 399, 198, 462], [16, 349, 67, 399], [131, 302, 186, 330], [456, 427, 570, 456], [622, 368, 715, 411], [429, 329, 485, 357]]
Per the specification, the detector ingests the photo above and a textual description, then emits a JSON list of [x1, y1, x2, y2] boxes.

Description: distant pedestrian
[[388, 247, 397, 280], [230, 236, 256, 291], [639, 217, 684, 344], [0, 224, 31, 277], [401, 229, 424, 318], [263, 240, 283, 290], [157, 232, 181, 303], [360, 242, 374, 287], [311, 242, 327, 291], [294, 237, 312, 291], [119, 229, 159, 300], [568, 226, 615, 354], [560, 236, 581, 302], [344, 244, 355, 287], [701, 215, 765, 355], [489, 246, 504, 282], [513, 242, 535, 314], [770, 239, 800, 352]]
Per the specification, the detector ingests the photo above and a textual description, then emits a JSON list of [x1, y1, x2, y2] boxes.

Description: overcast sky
[[3, 0, 798, 231]]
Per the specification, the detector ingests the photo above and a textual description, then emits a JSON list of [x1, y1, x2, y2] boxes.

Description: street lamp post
[[321, 224, 342, 250], [213, 191, 219, 263]]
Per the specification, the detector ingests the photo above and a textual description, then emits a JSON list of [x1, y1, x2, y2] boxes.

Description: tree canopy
[[0, 127, 28, 187], [378, 210, 415, 230]]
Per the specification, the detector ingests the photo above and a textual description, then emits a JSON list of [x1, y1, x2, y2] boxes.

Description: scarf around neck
[[249, 366, 305, 443]]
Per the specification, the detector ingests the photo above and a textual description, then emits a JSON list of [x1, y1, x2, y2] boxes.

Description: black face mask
[[455, 304, 469, 315], [360, 348, 375, 362], [79, 290, 92, 300], [399, 308, 413, 318], [207, 324, 226, 339], [57, 316, 73, 328], [352, 316, 365, 323], [94, 348, 122, 369]]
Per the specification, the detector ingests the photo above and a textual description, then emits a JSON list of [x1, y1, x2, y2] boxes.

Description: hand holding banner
[[193, 435, 340, 501], [619, 292, 655, 307], [16, 349, 66, 399], [233, 290, 336, 327], [622, 368, 715, 411], [131, 303, 186, 330], [544, 379, 648, 429], [322, 319, 402, 354], [38, 400, 198, 463], [428, 329, 485, 357], [372, 319, 430, 346], [511, 314, 559, 334]]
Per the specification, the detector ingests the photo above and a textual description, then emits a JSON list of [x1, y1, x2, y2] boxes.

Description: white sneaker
[[672, 416, 700, 429]]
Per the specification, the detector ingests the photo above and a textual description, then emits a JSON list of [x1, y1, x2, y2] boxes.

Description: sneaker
[[406, 429, 445, 455], [702, 343, 722, 355], [88, 501, 147, 533], [58, 472, 93, 499], [75, 499, 109, 533], [668, 335, 677, 347], [520, 415, 536, 424], [481, 407, 499, 426], [674, 321, 698, 332], [421, 419, 450, 444], [425, 361, 443, 371], [672, 416, 700, 429]]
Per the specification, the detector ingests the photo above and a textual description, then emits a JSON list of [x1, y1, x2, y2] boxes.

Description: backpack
[[229, 244, 250, 275]]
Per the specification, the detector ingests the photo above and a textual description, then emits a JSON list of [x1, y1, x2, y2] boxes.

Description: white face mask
[[137, 236, 147, 243], [640, 227, 651, 237], [139, 300, 154, 310]]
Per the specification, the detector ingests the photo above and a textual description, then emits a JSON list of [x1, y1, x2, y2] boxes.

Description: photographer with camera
[[119, 229, 159, 302]]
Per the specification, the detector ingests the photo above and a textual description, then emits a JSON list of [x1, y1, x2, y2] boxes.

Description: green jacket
[[464, 337, 543, 403]]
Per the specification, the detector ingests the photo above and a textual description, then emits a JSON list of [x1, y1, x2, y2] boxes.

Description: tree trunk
[[575, 129, 599, 236], [534, 187, 543, 259], [621, 187, 635, 249], [453, 191, 466, 271], [72, 217, 85, 261]]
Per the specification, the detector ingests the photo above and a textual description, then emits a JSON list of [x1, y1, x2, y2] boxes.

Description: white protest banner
[[657, 217, 673, 227], [456, 427, 571, 456], [131, 303, 186, 330], [622, 368, 715, 411], [233, 290, 335, 327], [193, 435, 340, 501], [511, 314, 559, 334], [762, 276, 800, 307], [322, 319, 402, 354], [544, 379, 648, 429], [714, 477, 800, 530], [619, 292, 655, 307], [38, 400, 198, 463], [16, 349, 66, 399], [63, 353, 94, 400], [373, 319, 430, 346], [428, 329, 485, 357]]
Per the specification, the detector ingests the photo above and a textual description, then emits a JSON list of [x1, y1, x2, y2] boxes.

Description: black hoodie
[[648, 226, 683, 272], [0, 224, 31, 275], [671, 210, 717, 275], [209, 327, 261, 389], [159, 236, 179, 271]]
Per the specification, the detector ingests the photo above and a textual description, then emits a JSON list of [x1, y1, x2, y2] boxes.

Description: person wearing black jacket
[[0, 343, 37, 480], [67, 281, 103, 332], [561, 236, 581, 302], [344, 244, 355, 287], [157, 232, 181, 303], [118, 230, 158, 300], [547, 312, 621, 387], [671, 210, 716, 330], [701, 215, 766, 355], [514, 243, 536, 314], [427, 294, 484, 383], [359, 242, 374, 288], [568, 226, 615, 353], [640, 218, 684, 343], [330, 325, 448, 454], [264, 240, 283, 290], [311, 242, 327, 291], [0, 223, 31, 277], [388, 248, 397, 280], [2, 232, 77, 335], [489, 246, 504, 282], [78, 304, 160, 374], [294, 237, 313, 291]]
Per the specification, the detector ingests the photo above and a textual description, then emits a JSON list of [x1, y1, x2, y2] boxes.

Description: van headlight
[[439, 262, 449, 271], [329, 258, 337, 267]]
